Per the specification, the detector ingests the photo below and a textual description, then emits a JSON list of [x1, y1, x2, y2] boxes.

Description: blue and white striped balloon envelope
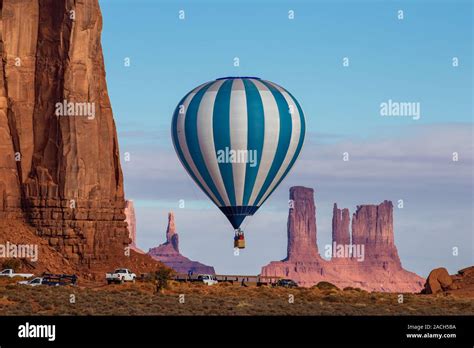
[[171, 77, 305, 234]]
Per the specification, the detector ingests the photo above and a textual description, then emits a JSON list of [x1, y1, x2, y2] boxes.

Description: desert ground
[[0, 278, 472, 316]]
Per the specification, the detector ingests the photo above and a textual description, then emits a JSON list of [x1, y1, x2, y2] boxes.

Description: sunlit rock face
[[0, 0, 131, 264]]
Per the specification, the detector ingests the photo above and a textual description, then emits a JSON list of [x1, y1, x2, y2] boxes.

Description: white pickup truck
[[0, 269, 34, 279], [197, 274, 218, 286], [18, 277, 43, 286], [106, 268, 136, 284]]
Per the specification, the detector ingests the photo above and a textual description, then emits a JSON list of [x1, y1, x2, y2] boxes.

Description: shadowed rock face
[[332, 203, 350, 246], [261, 186, 424, 292], [0, 0, 130, 264], [148, 212, 215, 275]]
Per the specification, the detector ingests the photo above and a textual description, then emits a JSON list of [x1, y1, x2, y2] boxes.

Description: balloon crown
[[215, 76, 261, 80]]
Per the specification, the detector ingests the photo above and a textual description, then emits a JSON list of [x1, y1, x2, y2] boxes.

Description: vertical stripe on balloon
[[256, 81, 302, 206], [229, 79, 248, 207], [184, 82, 226, 206], [242, 79, 265, 206], [172, 82, 222, 206], [253, 80, 292, 205], [213, 79, 236, 208], [196, 79, 231, 207], [247, 79, 280, 206], [257, 86, 306, 208]]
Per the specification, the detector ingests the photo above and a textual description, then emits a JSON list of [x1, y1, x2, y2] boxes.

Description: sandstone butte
[[148, 212, 216, 275], [0, 0, 165, 278], [261, 186, 425, 292]]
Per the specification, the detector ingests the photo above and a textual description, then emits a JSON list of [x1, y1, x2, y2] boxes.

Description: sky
[[99, 0, 473, 277]]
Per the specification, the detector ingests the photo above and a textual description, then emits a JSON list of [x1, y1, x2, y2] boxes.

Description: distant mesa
[[260, 186, 425, 292], [148, 212, 215, 275]]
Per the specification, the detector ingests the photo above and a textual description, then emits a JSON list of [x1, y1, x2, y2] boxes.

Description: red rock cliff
[[0, 0, 131, 265]]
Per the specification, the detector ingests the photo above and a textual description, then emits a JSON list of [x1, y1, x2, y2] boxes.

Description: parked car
[[18, 277, 43, 286], [276, 279, 298, 288], [41, 274, 77, 286], [0, 269, 34, 279], [197, 274, 218, 286], [106, 268, 136, 284]]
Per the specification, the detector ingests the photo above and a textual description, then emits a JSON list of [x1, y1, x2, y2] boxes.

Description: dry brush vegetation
[[0, 278, 473, 316]]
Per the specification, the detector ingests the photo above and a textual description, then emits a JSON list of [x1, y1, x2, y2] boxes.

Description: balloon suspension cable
[[241, 215, 253, 231]]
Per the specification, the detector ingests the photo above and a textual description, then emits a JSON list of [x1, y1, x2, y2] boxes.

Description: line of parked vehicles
[[1, 267, 299, 288], [173, 273, 299, 288], [0, 268, 78, 286], [104, 269, 300, 287], [104, 269, 299, 287]]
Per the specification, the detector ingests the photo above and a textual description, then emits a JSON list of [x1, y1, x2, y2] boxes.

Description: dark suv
[[276, 279, 298, 288]]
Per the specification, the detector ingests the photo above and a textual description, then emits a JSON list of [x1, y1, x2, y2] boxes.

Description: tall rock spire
[[148, 212, 214, 274], [166, 212, 179, 252], [286, 186, 319, 261]]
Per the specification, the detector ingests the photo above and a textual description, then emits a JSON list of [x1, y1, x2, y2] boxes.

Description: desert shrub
[[323, 294, 340, 302], [154, 268, 175, 292], [343, 286, 363, 292], [1, 258, 21, 271], [314, 281, 340, 291]]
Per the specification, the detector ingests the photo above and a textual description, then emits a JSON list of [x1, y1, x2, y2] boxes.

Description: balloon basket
[[234, 229, 245, 249], [234, 239, 245, 249]]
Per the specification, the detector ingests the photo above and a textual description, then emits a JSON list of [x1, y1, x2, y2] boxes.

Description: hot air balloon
[[171, 77, 305, 249]]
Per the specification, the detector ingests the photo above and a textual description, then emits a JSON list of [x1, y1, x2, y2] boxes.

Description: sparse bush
[[323, 294, 340, 302], [154, 268, 175, 292], [343, 286, 363, 292], [314, 281, 340, 291]]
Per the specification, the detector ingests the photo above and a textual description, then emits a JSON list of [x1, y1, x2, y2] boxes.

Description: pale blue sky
[[99, 0, 473, 277]]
